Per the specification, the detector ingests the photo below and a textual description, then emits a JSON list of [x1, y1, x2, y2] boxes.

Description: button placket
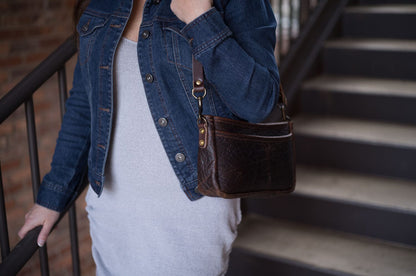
[[141, 30, 150, 39], [175, 153, 185, 163], [145, 73, 154, 83], [158, 117, 168, 127]]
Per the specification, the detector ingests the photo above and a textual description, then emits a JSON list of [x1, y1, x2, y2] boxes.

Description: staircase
[[227, 0, 416, 275]]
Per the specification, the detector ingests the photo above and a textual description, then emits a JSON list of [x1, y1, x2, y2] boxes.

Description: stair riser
[[343, 13, 416, 39], [323, 48, 416, 80], [227, 248, 352, 276], [295, 135, 416, 180], [300, 89, 416, 125], [244, 196, 416, 246]]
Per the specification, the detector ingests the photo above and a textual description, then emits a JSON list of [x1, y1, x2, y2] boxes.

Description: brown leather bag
[[192, 57, 296, 198]]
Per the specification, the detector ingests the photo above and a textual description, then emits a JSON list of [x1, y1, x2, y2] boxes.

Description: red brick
[[0, 42, 10, 56], [4, 180, 24, 194], [0, 56, 23, 67], [6, 207, 25, 224], [0, 70, 8, 84], [0, 136, 7, 149], [8, 167, 30, 185], [0, 29, 26, 40], [15, 190, 33, 205], [7, 2, 43, 12], [0, 121, 14, 136], [1, 158, 21, 171], [9, 39, 39, 55], [24, 51, 50, 64], [5, 198, 16, 209]]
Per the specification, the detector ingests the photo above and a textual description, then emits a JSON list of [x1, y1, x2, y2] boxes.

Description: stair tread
[[294, 116, 416, 148], [295, 165, 416, 213], [302, 75, 416, 97], [325, 38, 416, 52], [235, 214, 416, 276], [346, 5, 416, 13]]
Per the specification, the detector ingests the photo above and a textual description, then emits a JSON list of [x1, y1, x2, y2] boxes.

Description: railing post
[[58, 66, 81, 276], [278, 0, 283, 56], [289, 0, 294, 44], [0, 163, 11, 261], [25, 98, 50, 276]]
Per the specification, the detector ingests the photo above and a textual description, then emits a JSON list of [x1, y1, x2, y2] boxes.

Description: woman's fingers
[[18, 204, 60, 247], [37, 219, 56, 247], [18, 207, 39, 239]]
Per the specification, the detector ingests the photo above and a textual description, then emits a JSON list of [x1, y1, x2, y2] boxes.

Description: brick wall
[[1, 0, 95, 275]]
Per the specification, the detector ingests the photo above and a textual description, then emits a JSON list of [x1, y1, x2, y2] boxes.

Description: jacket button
[[141, 30, 150, 39], [152, 0, 161, 5], [158, 117, 168, 127], [145, 73, 154, 83], [81, 21, 90, 32], [175, 153, 185, 163]]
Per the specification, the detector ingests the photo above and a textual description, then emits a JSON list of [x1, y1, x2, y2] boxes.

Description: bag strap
[[192, 56, 289, 121]]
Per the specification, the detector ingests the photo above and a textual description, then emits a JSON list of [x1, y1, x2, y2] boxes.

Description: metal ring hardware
[[192, 88, 207, 100]]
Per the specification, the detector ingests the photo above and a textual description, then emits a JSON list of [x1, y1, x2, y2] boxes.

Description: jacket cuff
[[36, 181, 72, 212], [181, 8, 232, 56]]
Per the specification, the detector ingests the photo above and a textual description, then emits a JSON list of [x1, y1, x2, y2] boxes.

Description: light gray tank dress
[[85, 37, 241, 276]]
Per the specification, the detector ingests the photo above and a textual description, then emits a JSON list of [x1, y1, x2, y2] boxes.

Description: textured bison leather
[[197, 115, 296, 198], [192, 56, 295, 198]]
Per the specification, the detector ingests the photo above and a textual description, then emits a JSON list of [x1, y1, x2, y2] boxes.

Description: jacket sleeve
[[180, 0, 279, 123], [36, 58, 91, 212]]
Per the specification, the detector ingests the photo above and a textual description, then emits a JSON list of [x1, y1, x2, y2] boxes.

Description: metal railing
[[271, 0, 320, 62], [0, 35, 84, 276], [0, 1, 323, 274]]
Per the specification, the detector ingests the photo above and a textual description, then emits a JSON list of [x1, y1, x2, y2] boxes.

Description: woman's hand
[[18, 204, 60, 247], [170, 0, 213, 24]]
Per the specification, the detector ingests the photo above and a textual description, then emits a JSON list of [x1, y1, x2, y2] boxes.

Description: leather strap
[[192, 56, 205, 94], [192, 55, 289, 120]]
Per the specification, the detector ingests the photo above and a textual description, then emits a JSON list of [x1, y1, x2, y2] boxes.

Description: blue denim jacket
[[36, 0, 280, 212]]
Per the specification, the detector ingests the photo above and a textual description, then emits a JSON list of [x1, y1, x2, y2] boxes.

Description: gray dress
[[85, 37, 241, 276]]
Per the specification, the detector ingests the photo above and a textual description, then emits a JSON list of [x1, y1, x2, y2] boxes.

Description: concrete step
[[227, 214, 416, 276], [294, 115, 416, 179], [343, 5, 416, 39], [323, 39, 416, 80], [300, 75, 416, 124], [295, 165, 416, 213], [244, 166, 416, 246]]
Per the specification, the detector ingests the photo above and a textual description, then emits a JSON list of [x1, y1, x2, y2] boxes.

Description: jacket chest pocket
[[162, 24, 193, 71], [76, 11, 109, 66]]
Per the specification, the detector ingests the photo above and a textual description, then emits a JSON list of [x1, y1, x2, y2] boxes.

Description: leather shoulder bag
[[192, 57, 296, 198]]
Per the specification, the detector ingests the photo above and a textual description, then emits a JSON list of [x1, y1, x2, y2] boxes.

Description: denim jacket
[[36, 0, 280, 212]]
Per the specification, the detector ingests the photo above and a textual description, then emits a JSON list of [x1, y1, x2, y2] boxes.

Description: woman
[[19, 0, 280, 274]]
